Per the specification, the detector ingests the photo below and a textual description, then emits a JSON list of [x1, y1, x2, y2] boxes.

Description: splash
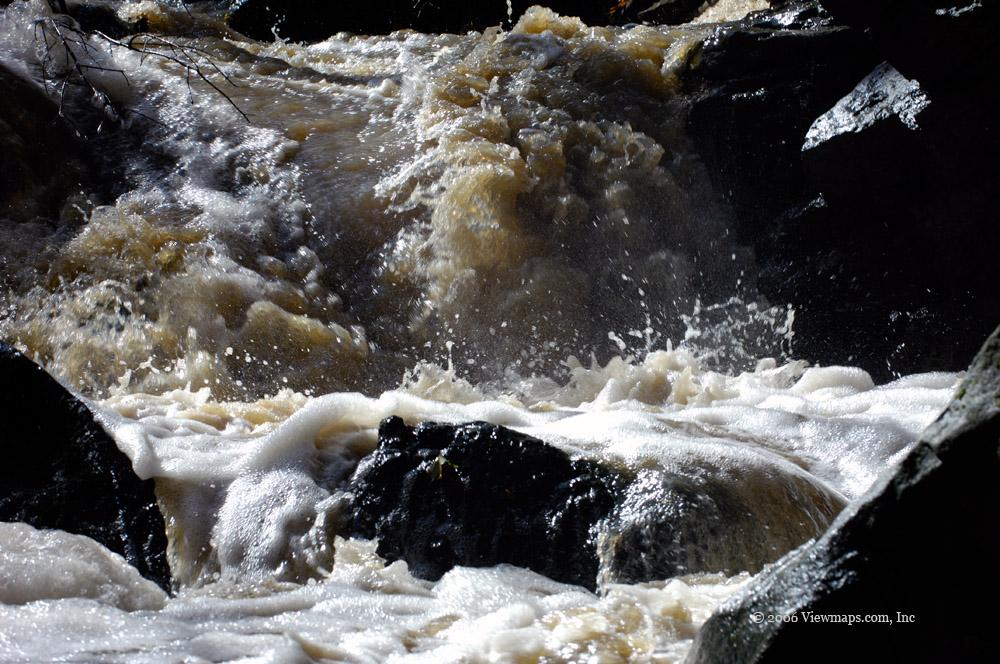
[[1, 2, 752, 400], [0, 2, 961, 662]]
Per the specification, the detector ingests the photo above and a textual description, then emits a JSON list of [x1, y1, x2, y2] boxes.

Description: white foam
[[91, 350, 958, 591], [0, 522, 166, 611], [0, 536, 748, 663]]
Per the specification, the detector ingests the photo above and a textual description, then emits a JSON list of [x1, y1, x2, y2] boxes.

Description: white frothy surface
[[0, 523, 166, 611], [1, 353, 955, 662], [0, 532, 749, 662]]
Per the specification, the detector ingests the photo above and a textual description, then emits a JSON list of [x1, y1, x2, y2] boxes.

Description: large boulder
[[683, 0, 877, 259], [687, 324, 1000, 663], [820, 0, 1000, 99], [346, 417, 843, 591], [346, 417, 626, 590], [0, 343, 171, 591], [760, 46, 998, 378], [680, 0, 999, 378]]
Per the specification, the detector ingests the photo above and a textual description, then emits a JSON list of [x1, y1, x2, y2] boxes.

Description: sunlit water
[[0, 1, 957, 662]]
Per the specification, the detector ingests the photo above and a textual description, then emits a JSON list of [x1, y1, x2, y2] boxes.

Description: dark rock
[[0, 62, 95, 224], [762, 45, 999, 377], [347, 417, 627, 590], [684, 1, 878, 241], [59, 0, 138, 38], [687, 324, 1000, 664], [224, 0, 745, 42], [347, 417, 843, 590], [681, 0, 999, 378], [819, 0, 1000, 100], [0, 343, 171, 591], [599, 464, 843, 585]]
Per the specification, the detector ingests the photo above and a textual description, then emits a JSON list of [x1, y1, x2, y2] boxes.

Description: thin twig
[[108, 31, 249, 122], [33, 14, 250, 130], [34, 17, 129, 131]]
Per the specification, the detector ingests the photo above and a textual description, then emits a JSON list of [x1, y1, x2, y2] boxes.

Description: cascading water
[[0, 1, 958, 662]]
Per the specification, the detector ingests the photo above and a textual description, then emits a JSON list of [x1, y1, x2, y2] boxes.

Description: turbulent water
[[0, 1, 957, 662]]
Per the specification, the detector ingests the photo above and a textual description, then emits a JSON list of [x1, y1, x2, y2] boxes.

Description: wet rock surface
[[0, 343, 171, 591], [683, 0, 876, 266], [599, 463, 842, 585], [346, 416, 627, 590], [55, 0, 139, 38], [687, 325, 1000, 664], [0, 61, 95, 225], [347, 417, 843, 590], [820, 0, 999, 99], [800, 62, 929, 150], [681, 0, 1000, 379]]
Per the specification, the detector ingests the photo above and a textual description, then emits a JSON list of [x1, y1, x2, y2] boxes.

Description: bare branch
[[105, 31, 250, 122], [32, 14, 250, 133]]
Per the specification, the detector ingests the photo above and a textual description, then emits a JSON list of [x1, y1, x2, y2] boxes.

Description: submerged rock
[[599, 463, 842, 585], [347, 417, 843, 590], [0, 343, 170, 591], [688, 325, 1000, 663], [0, 521, 167, 610]]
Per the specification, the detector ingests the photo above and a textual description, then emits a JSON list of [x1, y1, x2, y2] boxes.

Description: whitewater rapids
[[0, 1, 957, 662], [0, 352, 956, 662]]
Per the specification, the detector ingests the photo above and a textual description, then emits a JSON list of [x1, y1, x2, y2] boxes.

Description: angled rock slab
[[802, 62, 930, 149], [0, 343, 171, 591], [688, 325, 1000, 663]]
